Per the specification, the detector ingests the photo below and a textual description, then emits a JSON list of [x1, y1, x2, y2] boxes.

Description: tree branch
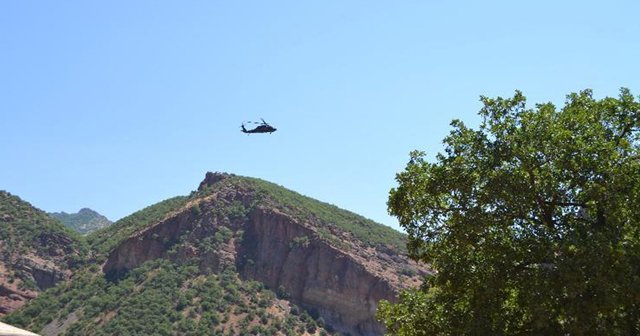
[[525, 166, 555, 229]]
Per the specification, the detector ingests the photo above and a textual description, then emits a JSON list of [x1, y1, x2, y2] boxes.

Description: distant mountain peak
[[49, 208, 112, 235], [77, 208, 97, 214]]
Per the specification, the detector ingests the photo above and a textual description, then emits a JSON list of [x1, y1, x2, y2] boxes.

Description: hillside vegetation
[[86, 196, 189, 259], [198, 175, 407, 253], [49, 209, 112, 235], [2, 173, 414, 335], [0, 191, 87, 262], [4, 260, 327, 336], [0, 191, 89, 317]]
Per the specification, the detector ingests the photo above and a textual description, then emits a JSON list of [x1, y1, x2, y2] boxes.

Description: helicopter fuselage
[[241, 123, 277, 134]]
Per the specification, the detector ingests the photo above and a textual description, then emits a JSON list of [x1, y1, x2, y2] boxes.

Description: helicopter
[[241, 119, 277, 134]]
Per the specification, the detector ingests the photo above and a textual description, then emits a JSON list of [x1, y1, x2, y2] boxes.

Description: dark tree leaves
[[379, 89, 640, 335]]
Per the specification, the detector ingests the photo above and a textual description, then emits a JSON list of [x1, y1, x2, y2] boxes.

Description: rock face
[[103, 208, 198, 279], [238, 209, 397, 335], [103, 173, 429, 335], [0, 256, 70, 315], [0, 262, 36, 316], [0, 191, 84, 316]]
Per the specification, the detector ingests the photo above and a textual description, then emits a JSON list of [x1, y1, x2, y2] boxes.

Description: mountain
[[49, 208, 112, 235], [0, 191, 87, 316], [2, 173, 429, 335]]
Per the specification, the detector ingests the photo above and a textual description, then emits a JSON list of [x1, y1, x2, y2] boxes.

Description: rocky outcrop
[[103, 210, 198, 279], [237, 208, 396, 335], [198, 171, 233, 191], [102, 178, 426, 336], [0, 191, 84, 316], [0, 254, 69, 316], [0, 272, 36, 315], [17, 256, 70, 290], [0, 259, 73, 315]]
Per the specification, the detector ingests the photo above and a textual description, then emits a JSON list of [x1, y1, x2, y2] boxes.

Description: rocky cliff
[[102, 172, 429, 335], [0, 191, 85, 316], [238, 209, 399, 335]]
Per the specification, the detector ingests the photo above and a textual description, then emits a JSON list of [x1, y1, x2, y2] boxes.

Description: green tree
[[378, 89, 640, 335]]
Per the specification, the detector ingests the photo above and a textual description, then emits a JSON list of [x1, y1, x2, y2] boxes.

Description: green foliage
[[3, 258, 332, 335], [86, 196, 189, 258], [276, 285, 290, 299], [232, 176, 407, 253], [191, 174, 407, 253], [49, 208, 112, 235], [0, 191, 88, 270], [3, 171, 404, 335], [216, 226, 234, 244], [226, 200, 249, 219], [191, 204, 202, 216], [399, 266, 417, 277], [289, 235, 310, 249], [379, 89, 640, 334], [91, 172, 406, 259]]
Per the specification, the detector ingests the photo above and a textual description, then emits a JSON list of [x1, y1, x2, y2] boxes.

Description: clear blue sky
[[2, 1, 639, 231]]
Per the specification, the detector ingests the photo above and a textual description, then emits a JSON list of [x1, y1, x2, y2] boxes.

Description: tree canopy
[[378, 89, 640, 335]]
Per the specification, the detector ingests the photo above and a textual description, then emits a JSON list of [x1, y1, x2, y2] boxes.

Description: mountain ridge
[[0, 191, 87, 316], [49, 208, 112, 235], [2, 172, 429, 335], [99, 172, 426, 335]]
